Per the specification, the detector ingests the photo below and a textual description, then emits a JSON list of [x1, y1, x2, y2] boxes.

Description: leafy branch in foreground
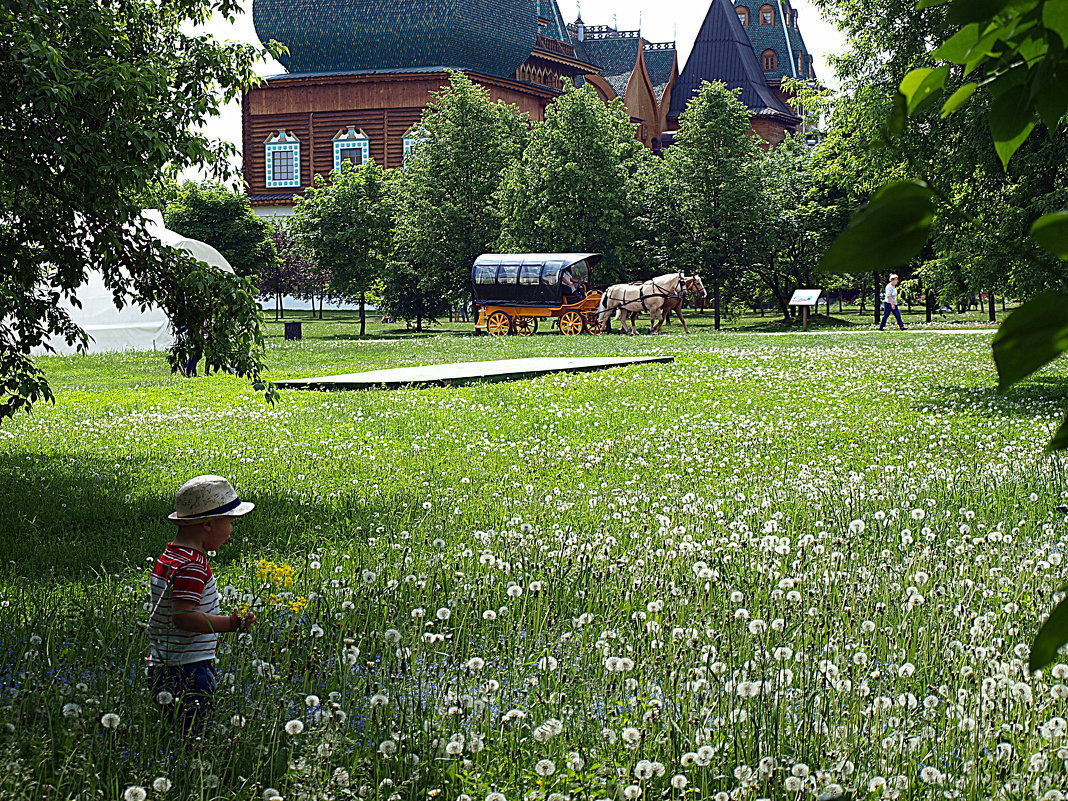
[[0, 0, 283, 420]]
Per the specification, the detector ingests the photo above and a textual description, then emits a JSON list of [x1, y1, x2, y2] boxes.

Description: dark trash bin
[[284, 321, 303, 340]]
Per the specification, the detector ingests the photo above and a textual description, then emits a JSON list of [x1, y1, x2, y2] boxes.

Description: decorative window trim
[[265, 131, 300, 188], [333, 127, 370, 170], [762, 49, 777, 71], [402, 126, 426, 160], [736, 6, 749, 26], [759, 4, 774, 25]]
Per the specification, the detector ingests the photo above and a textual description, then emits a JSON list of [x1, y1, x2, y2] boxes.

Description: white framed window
[[333, 127, 370, 170], [402, 126, 426, 160], [265, 131, 301, 188]]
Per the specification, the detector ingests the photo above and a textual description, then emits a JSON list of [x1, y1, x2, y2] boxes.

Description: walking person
[[879, 274, 906, 330]]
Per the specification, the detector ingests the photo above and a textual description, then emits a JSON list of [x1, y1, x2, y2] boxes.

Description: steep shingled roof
[[735, 0, 817, 82], [643, 45, 677, 106], [537, 0, 570, 43], [253, 0, 536, 79], [580, 30, 642, 99], [668, 0, 799, 121]]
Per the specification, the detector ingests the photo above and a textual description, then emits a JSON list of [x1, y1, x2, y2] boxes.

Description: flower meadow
[[3, 329, 1068, 801]]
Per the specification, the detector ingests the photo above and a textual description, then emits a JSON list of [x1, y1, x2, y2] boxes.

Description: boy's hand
[[231, 612, 256, 632]]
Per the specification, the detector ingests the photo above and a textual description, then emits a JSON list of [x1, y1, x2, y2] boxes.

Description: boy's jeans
[[150, 660, 216, 736], [879, 302, 905, 329]]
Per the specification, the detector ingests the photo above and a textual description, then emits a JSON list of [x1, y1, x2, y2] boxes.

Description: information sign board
[[789, 289, 822, 306]]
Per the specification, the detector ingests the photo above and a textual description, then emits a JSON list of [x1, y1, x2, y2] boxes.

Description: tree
[[165, 181, 278, 279], [497, 82, 647, 283], [754, 135, 850, 320], [654, 81, 769, 329], [378, 259, 454, 332], [0, 0, 282, 418], [258, 222, 323, 320], [290, 162, 394, 335], [393, 71, 528, 317]]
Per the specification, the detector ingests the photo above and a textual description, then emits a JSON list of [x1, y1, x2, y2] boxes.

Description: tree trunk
[[988, 291, 996, 323], [416, 314, 423, 333], [759, 300, 764, 317], [925, 285, 933, 323], [838, 293, 843, 313], [360, 292, 366, 336]]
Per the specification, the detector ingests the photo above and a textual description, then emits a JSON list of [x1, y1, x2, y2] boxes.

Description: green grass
[[3, 323, 1067, 801]]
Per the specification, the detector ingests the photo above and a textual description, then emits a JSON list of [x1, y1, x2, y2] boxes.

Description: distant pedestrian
[[879, 274, 906, 330], [148, 475, 257, 736]]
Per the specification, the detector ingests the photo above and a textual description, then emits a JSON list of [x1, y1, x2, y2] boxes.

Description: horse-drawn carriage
[[472, 253, 606, 336]]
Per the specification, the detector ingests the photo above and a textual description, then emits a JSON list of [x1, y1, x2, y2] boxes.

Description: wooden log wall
[[243, 73, 556, 196]]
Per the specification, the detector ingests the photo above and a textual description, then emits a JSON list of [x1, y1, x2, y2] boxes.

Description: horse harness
[[603, 273, 687, 316]]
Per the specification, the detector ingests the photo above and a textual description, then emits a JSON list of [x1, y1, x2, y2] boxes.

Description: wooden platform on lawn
[[275, 356, 674, 390]]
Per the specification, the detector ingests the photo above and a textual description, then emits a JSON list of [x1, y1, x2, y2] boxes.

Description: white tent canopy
[[33, 210, 235, 356]]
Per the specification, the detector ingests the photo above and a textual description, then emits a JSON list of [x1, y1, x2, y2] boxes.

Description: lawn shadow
[[921, 375, 1068, 421], [0, 453, 431, 588]]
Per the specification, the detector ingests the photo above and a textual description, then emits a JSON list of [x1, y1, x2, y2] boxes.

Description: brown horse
[[653, 275, 707, 334]]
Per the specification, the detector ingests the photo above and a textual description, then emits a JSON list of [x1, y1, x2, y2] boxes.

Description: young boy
[[148, 474, 257, 735]]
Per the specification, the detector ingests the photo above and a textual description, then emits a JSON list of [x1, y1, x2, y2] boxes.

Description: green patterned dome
[[254, 0, 537, 78]]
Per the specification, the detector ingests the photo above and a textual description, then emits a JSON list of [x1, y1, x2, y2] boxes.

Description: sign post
[[788, 289, 822, 332]]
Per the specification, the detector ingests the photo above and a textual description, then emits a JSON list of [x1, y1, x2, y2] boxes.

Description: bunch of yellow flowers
[[256, 559, 295, 587], [236, 559, 307, 616]]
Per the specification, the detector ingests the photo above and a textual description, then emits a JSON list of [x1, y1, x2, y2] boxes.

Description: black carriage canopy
[[471, 253, 603, 307]]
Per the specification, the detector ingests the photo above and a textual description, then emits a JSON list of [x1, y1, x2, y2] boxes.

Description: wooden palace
[[242, 0, 817, 213]]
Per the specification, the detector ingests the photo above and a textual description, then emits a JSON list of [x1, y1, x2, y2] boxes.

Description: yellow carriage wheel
[[486, 310, 513, 337], [558, 310, 585, 336], [583, 312, 606, 334], [513, 316, 538, 336]]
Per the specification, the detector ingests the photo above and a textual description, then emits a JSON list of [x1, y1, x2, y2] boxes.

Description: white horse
[[597, 272, 686, 334]]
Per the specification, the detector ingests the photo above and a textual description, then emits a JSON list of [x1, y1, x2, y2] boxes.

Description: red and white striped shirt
[[148, 544, 220, 665]]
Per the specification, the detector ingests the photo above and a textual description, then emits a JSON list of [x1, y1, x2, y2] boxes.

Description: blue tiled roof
[[734, 0, 817, 82], [537, 0, 570, 43], [643, 46, 677, 105], [668, 0, 799, 121], [266, 65, 465, 80], [565, 25, 596, 67], [253, 0, 537, 79], [581, 33, 641, 98]]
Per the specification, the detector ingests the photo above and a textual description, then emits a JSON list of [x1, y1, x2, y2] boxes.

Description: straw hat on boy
[[168, 475, 255, 524]]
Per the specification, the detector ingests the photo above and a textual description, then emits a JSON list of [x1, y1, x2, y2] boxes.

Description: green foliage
[[755, 135, 850, 316], [165, 181, 278, 279], [908, 0, 1068, 166], [393, 72, 528, 310], [1032, 211, 1068, 259], [497, 82, 646, 283], [291, 162, 394, 334], [0, 0, 282, 419], [818, 181, 936, 272], [1030, 587, 1068, 672]]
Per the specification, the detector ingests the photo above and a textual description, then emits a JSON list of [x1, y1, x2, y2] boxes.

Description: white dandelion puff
[[284, 719, 305, 735]]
